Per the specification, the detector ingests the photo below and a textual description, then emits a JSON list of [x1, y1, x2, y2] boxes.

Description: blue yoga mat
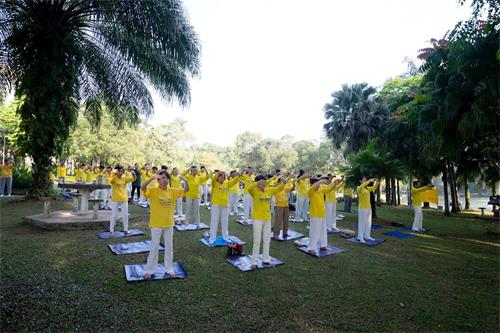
[[174, 223, 209, 231], [297, 245, 347, 257], [383, 231, 416, 239], [327, 228, 341, 234], [352, 224, 382, 230], [200, 235, 245, 247], [234, 219, 253, 226], [124, 262, 187, 282], [347, 237, 385, 246], [227, 255, 284, 272], [271, 229, 304, 241], [97, 229, 144, 239], [108, 240, 164, 255], [403, 227, 431, 233]]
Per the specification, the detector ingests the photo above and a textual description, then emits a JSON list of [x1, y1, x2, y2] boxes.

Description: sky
[[148, 0, 472, 146]]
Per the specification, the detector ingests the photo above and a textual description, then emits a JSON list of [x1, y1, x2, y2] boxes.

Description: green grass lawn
[[1, 198, 499, 332]]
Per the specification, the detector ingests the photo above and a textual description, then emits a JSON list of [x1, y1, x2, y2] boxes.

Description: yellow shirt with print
[[184, 172, 210, 199], [228, 176, 240, 194], [144, 187, 184, 228], [199, 170, 210, 185], [211, 174, 241, 206], [325, 183, 342, 203], [170, 175, 182, 189], [275, 182, 294, 207], [357, 180, 379, 209], [109, 173, 136, 202], [242, 174, 256, 194], [309, 183, 336, 218], [248, 182, 285, 221], [296, 178, 310, 196]]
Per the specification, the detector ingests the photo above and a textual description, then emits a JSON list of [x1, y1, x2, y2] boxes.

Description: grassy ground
[[1, 198, 499, 332]]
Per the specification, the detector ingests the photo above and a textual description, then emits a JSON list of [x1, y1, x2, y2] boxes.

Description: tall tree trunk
[[386, 177, 392, 205], [376, 186, 381, 206], [451, 163, 461, 212], [391, 178, 397, 206], [447, 162, 459, 213], [370, 192, 377, 218], [408, 175, 412, 206], [442, 164, 450, 216], [397, 179, 401, 205], [464, 177, 471, 210]]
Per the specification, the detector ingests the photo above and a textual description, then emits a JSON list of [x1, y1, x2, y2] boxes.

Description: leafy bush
[[12, 167, 32, 189]]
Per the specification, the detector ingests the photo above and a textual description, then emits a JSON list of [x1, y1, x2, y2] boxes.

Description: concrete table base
[[23, 210, 138, 230]]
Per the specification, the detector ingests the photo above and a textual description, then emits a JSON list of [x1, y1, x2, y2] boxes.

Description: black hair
[[413, 180, 420, 187], [157, 170, 171, 181], [298, 169, 305, 177], [275, 169, 281, 173], [115, 165, 124, 171], [200, 166, 206, 169], [161, 165, 168, 170], [255, 175, 266, 182], [310, 177, 319, 184], [152, 166, 158, 171], [317, 174, 322, 178], [327, 173, 332, 177], [191, 165, 197, 169]]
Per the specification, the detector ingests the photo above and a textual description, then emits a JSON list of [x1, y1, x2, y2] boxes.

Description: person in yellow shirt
[[343, 186, 353, 213], [199, 166, 210, 205], [228, 170, 241, 215], [0, 160, 15, 196], [247, 175, 287, 269], [241, 167, 256, 222], [142, 170, 189, 279], [208, 171, 241, 245], [183, 166, 210, 227], [356, 177, 379, 243], [108, 165, 136, 234], [139, 164, 151, 205], [307, 177, 338, 254], [325, 174, 344, 232], [170, 167, 184, 216], [57, 162, 67, 184], [75, 163, 86, 182], [411, 180, 435, 232], [273, 176, 294, 239], [295, 170, 311, 221]]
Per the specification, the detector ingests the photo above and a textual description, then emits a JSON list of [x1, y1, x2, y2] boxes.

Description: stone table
[[58, 182, 111, 214]]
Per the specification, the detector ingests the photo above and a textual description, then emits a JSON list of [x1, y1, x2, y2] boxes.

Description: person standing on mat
[[325, 174, 344, 232], [228, 170, 241, 215], [247, 175, 287, 269], [130, 163, 142, 203], [170, 167, 184, 216], [295, 171, 311, 221], [183, 166, 210, 227], [273, 175, 294, 239], [209, 170, 241, 245], [356, 177, 379, 243], [241, 167, 256, 222], [411, 180, 434, 232], [142, 170, 189, 279], [307, 177, 337, 254], [109, 165, 136, 235], [199, 166, 210, 205]]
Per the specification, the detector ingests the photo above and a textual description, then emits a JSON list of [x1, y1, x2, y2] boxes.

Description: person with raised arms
[[356, 177, 379, 243], [324, 174, 344, 232], [241, 167, 256, 222], [199, 166, 210, 205], [170, 167, 184, 216], [208, 170, 241, 245], [142, 170, 189, 279], [411, 180, 435, 232], [272, 174, 295, 239], [108, 165, 136, 235], [228, 170, 241, 216], [247, 175, 287, 269], [307, 177, 338, 255], [183, 165, 210, 227], [295, 170, 311, 221]]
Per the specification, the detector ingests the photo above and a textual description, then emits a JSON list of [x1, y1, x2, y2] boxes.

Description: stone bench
[[71, 193, 82, 212], [479, 207, 486, 216], [88, 199, 104, 219], [39, 196, 57, 217]]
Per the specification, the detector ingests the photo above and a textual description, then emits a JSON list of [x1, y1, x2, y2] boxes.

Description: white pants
[[357, 208, 372, 240], [229, 193, 239, 213], [308, 217, 328, 251], [144, 227, 174, 275], [325, 202, 337, 229], [103, 189, 111, 206], [200, 184, 208, 203], [110, 201, 129, 232], [209, 205, 229, 242], [243, 193, 253, 220], [126, 183, 132, 198], [251, 219, 271, 264], [412, 206, 423, 230], [185, 198, 200, 225], [270, 196, 275, 215], [295, 194, 309, 220], [175, 198, 183, 215]]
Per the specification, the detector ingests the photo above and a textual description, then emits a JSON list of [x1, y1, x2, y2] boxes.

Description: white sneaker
[[357, 237, 366, 243], [364, 237, 375, 241]]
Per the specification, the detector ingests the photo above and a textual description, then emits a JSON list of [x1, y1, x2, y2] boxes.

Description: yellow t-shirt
[[170, 175, 182, 189], [325, 183, 341, 203], [1, 165, 14, 177], [274, 182, 294, 207], [199, 171, 210, 185], [184, 172, 209, 199], [248, 182, 285, 220], [144, 187, 184, 228], [228, 176, 240, 194], [411, 186, 435, 206], [343, 187, 353, 198], [308, 183, 336, 218], [211, 175, 241, 206], [56, 166, 67, 178], [242, 174, 256, 194], [357, 181, 379, 209], [109, 173, 136, 202], [296, 178, 311, 196], [75, 168, 84, 181]]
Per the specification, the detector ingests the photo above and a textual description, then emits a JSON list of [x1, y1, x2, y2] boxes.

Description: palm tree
[[0, 0, 200, 196], [323, 83, 388, 154]]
